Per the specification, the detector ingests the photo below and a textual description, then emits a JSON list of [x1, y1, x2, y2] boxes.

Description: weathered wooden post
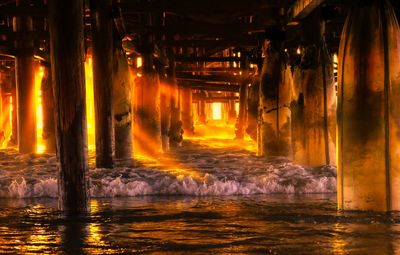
[[180, 86, 194, 136], [337, 0, 400, 211], [41, 65, 56, 152], [258, 36, 293, 158], [291, 11, 336, 167], [198, 96, 207, 125], [236, 83, 248, 139], [246, 74, 259, 141], [158, 62, 171, 151], [291, 66, 305, 164], [91, 0, 114, 168], [236, 57, 250, 139], [112, 46, 132, 160], [134, 20, 162, 155], [49, 0, 90, 213], [13, 0, 36, 153], [228, 95, 237, 124], [167, 50, 183, 147]]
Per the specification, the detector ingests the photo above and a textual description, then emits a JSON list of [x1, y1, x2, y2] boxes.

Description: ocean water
[[0, 138, 336, 199], [1, 195, 400, 254], [1, 138, 394, 254]]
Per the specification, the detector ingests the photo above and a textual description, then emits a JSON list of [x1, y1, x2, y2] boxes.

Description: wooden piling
[[13, 0, 35, 153], [180, 86, 194, 136], [167, 51, 183, 148], [228, 96, 237, 124], [49, 0, 90, 213], [134, 30, 162, 154], [236, 82, 248, 139], [91, 0, 114, 168], [337, 0, 400, 211], [291, 11, 336, 167], [112, 47, 133, 160], [258, 39, 293, 158], [159, 64, 171, 151], [198, 99, 207, 125], [41, 65, 56, 152]]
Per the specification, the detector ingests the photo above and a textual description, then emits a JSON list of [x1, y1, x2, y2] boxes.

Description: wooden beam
[[119, 0, 279, 14], [175, 56, 262, 63], [192, 94, 239, 101], [180, 82, 240, 92], [176, 73, 245, 83], [157, 38, 260, 48], [127, 23, 268, 36], [0, 5, 47, 17], [290, 0, 325, 20], [175, 56, 243, 62], [176, 67, 254, 73]]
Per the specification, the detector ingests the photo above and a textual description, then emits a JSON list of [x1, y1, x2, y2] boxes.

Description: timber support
[[91, 0, 114, 168], [113, 45, 133, 160], [337, 0, 400, 211], [133, 15, 162, 155], [49, 0, 90, 214], [258, 36, 293, 158], [14, 0, 35, 153], [291, 10, 336, 167]]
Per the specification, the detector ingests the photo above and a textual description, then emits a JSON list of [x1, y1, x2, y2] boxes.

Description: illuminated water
[[1, 195, 400, 254], [0, 138, 335, 198], [0, 138, 396, 254]]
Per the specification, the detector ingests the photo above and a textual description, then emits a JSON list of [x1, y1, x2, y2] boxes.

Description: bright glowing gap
[[212, 102, 222, 120]]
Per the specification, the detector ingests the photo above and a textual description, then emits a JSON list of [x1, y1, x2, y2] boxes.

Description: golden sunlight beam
[[85, 57, 96, 152], [34, 65, 45, 153]]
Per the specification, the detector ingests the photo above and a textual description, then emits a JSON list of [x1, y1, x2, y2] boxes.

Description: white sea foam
[[0, 142, 337, 198]]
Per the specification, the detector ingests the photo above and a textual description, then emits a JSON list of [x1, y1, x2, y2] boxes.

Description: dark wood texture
[[49, 0, 90, 214], [91, 0, 114, 168]]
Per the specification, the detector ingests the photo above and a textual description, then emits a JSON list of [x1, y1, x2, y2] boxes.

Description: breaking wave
[[0, 143, 336, 198]]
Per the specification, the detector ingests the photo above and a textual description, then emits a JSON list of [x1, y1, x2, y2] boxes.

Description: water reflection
[[331, 223, 347, 255], [61, 219, 87, 255], [1, 196, 400, 254]]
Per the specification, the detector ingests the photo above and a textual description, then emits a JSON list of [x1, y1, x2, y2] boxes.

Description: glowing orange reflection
[[190, 124, 256, 153], [331, 223, 347, 255]]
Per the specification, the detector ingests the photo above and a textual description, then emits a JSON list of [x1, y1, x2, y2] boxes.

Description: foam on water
[[0, 141, 336, 198]]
